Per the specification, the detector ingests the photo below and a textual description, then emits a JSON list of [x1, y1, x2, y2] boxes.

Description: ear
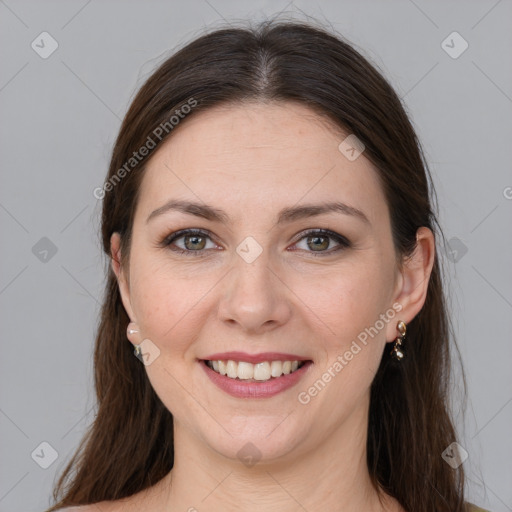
[[110, 232, 136, 322], [387, 227, 436, 342]]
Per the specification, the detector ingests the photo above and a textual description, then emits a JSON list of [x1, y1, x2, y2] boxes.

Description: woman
[[46, 20, 488, 512]]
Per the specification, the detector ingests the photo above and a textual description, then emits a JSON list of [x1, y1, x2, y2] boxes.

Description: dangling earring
[[391, 320, 407, 361], [133, 344, 142, 360], [127, 322, 143, 361]]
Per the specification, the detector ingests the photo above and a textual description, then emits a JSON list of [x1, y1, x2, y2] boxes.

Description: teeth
[[270, 360, 282, 377], [237, 361, 254, 379], [254, 362, 271, 381], [207, 359, 305, 381], [218, 360, 227, 376], [226, 360, 238, 378]]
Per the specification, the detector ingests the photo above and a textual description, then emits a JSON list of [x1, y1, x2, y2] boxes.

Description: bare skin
[[84, 101, 434, 512]]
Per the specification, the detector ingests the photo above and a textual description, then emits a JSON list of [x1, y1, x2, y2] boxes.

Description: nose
[[216, 249, 292, 335]]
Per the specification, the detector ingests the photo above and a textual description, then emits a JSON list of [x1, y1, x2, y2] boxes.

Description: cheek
[[305, 256, 394, 398], [129, 258, 201, 357], [316, 258, 392, 341], [301, 268, 392, 413]]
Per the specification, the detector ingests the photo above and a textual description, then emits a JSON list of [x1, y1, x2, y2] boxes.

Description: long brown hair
[[46, 19, 466, 512]]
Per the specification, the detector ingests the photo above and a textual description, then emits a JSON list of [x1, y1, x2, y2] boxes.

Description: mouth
[[204, 359, 307, 381], [200, 354, 313, 399]]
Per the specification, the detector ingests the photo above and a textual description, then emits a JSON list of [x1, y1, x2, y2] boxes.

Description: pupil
[[186, 235, 204, 250], [309, 236, 328, 251]]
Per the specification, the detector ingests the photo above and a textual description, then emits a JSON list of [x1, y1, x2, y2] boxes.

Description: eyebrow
[[146, 199, 370, 226]]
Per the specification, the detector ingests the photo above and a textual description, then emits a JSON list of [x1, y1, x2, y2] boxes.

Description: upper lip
[[202, 351, 311, 364]]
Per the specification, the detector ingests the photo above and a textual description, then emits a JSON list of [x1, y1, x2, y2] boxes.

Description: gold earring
[[127, 322, 143, 361], [133, 344, 142, 360], [391, 320, 406, 361]]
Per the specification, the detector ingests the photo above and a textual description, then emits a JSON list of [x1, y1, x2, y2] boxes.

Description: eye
[[161, 229, 219, 256], [291, 229, 351, 256], [160, 228, 350, 257]]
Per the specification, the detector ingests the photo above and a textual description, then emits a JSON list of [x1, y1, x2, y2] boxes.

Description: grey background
[[1, 1, 511, 511]]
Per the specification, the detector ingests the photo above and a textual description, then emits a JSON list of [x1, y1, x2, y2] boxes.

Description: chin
[[198, 414, 312, 466]]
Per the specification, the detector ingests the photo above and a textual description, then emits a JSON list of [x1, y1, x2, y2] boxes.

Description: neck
[[146, 398, 397, 512]]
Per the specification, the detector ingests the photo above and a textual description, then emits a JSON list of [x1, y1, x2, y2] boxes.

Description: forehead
[[137, 101, 388, 227]]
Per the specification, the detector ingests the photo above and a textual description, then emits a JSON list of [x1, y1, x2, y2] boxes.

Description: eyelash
[[160, 228, 351, 258]]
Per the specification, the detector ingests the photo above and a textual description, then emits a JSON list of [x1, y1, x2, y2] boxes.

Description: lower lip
[[200, 360, 313, 399]]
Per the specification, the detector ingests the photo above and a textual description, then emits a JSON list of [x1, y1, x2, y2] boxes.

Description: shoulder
[[465, 503, 491, 512], [58, 502, 122, 512], [56, 479, 165, 512], [57, 491, 149, 512]]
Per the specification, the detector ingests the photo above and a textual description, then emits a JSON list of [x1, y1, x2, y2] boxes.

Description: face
[[113, 101, 407, 464]]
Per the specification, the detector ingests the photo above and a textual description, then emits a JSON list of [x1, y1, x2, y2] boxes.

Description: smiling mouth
[[204, 359, 307, 382]]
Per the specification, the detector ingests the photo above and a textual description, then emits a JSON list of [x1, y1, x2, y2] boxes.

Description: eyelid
[[289, 229, 351, 256], [160, 228, 220, 251], [292, 228, 350, 247]]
